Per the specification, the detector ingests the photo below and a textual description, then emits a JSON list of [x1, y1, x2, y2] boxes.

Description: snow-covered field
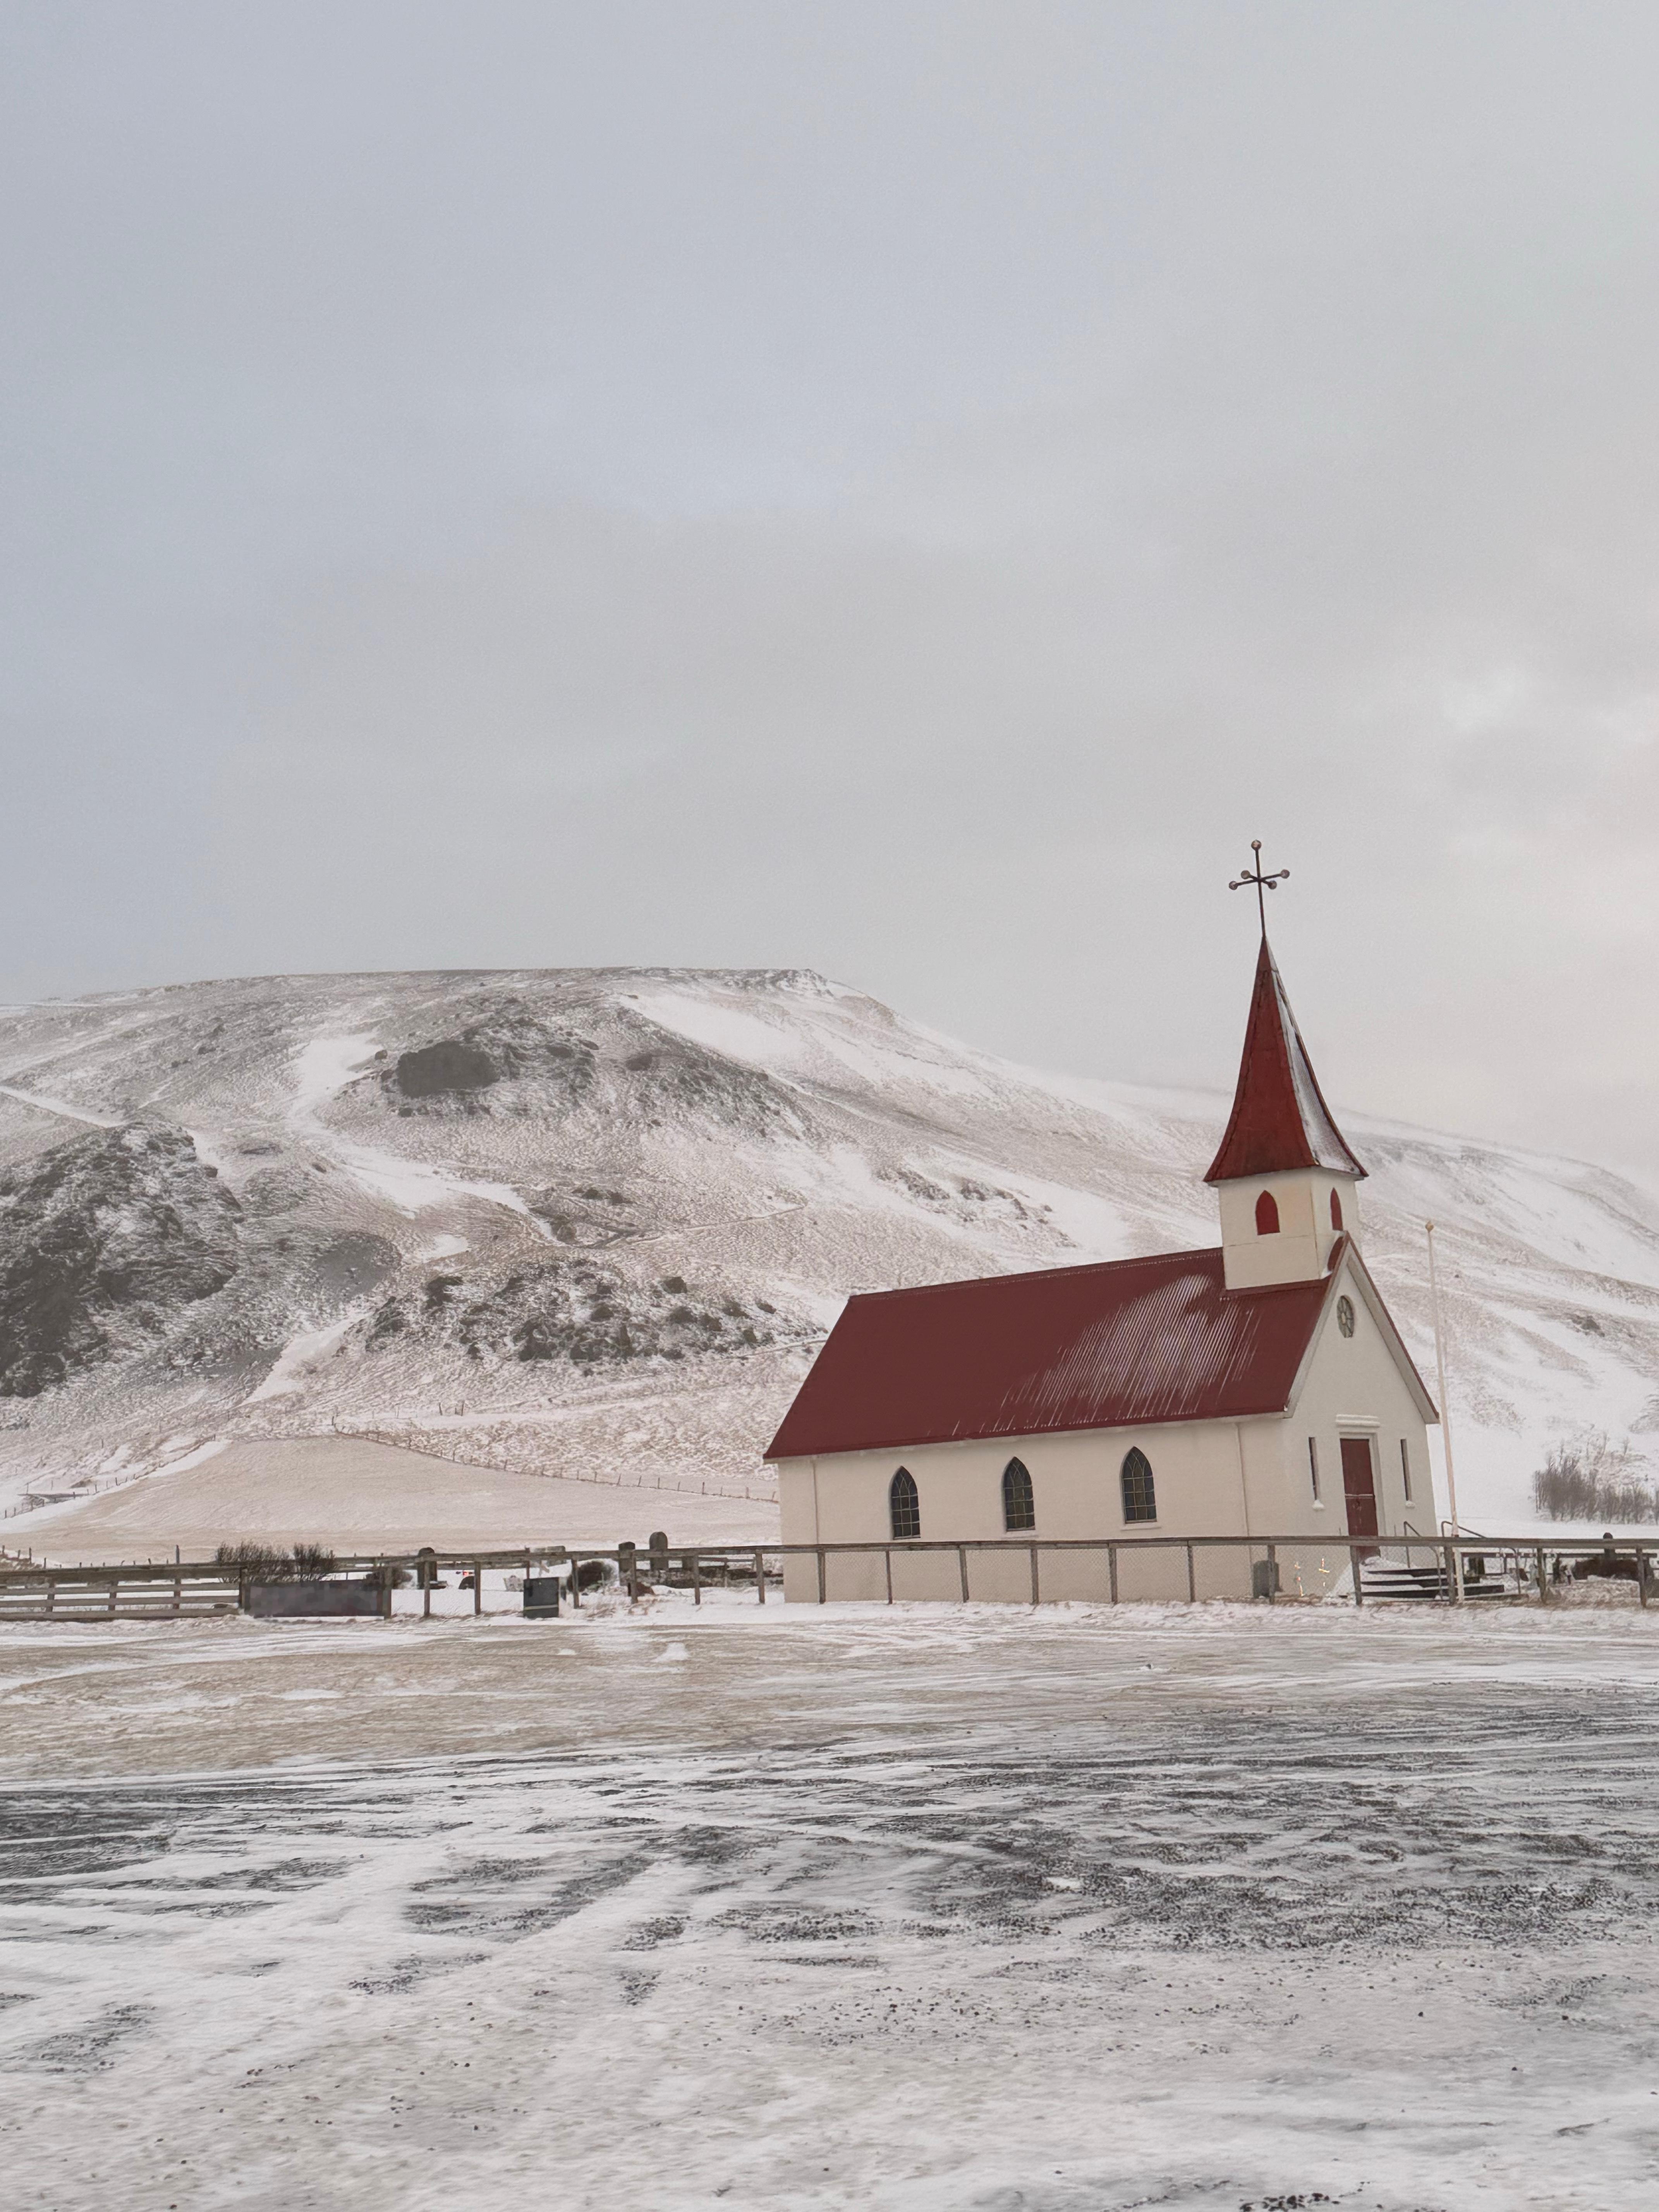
[[6, 1597, 1659, 2209], [15, 1435, 779, 1563]]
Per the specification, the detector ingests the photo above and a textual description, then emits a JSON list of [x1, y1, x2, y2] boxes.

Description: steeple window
[[1330, 1188, 1344, 1231], [1254, 1190, 1280, 1235]]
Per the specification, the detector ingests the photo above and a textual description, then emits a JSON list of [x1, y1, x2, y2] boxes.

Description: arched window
[[889, 1466, 920, 1540], [1255, 1190, 1280, 1235], [1330, 1188, 1344, 1231], [1002, 1456, 1035, 1532], [1120, 1446, 1157, 1523]]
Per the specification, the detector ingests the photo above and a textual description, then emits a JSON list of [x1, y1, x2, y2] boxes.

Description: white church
[[767, 900, 1440, 1604]]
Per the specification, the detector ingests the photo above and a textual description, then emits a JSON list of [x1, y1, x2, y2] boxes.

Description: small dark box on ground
[[247, 1581, 383, 1618], [523, 1577, 562, 1618]]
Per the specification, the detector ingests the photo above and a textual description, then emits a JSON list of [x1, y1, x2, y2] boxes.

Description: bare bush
[[215, 1540, 289, 1579], [214, 1541, 339, 1582], [1532, 1433, 1659, 1523]]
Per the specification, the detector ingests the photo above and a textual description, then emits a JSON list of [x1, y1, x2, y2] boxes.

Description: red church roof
[[766, 1245, 1342, 1462], [1204, 938, 1366, 1184]]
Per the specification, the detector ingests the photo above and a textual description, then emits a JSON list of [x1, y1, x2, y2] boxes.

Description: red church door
[[1340, 1436, 1380, 1557]]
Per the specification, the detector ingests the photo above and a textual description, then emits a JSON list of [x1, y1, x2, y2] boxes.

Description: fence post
[[1534, 1546, 1547, 1604], [884, 1549, 894, 1604], [1443, 1541, 1461, 1604], [381, 1571, 393, 1622], [1185, 1543, 1196, 1604], [754, 1548, 766, 1604], [108, 1578, 118, 1616], [1266, 1542, 1278, 1603], [692, 1552, 703, 1607], [957, 1546, 969, 1603], [1108, 1544, 1119, 1604], [1641, 1553, 1650, 1611], [569, 1558, 582, 1610], [1351, 1544, 1364, 1606], [1029, 1545, 1040, 1606], [474, 1562, 483, 1617], [817, 1547, 826, 1604]]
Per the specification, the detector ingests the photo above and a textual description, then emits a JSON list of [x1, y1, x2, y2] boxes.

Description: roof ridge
[[842, 1245, 1224, 1304]]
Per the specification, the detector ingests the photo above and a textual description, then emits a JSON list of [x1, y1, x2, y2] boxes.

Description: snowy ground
[[6, 1600, 1659, 2209]]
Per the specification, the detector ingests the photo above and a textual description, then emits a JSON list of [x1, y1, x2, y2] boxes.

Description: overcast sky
[[5, 3, 1659, 1176]]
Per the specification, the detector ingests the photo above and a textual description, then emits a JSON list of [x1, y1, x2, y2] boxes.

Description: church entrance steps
[[1358, 1555, 1525, 1601]]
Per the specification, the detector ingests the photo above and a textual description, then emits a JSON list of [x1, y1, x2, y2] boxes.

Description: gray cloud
[[4, 2, 1659, 1175]]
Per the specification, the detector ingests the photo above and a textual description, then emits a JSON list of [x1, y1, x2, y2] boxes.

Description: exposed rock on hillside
[[366, 1260, 780, 1371], [0, 1125, 240, 1397], [372, 999, 802, 1135], [393, 1039, 500, 1099]]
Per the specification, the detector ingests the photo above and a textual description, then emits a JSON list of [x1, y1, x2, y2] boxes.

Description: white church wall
[[778, 1420, 1271, 1604]]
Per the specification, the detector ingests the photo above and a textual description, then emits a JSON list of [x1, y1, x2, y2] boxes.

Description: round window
[[1336, 1295, 1356, 1338]]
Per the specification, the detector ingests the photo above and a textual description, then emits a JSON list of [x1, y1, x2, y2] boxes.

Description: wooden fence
[[0, 1566, 241, 1621], [338, 1533, 1659, 1610], [572, 1533, 1658, 1610], [2, 1533, 1655, 1620]]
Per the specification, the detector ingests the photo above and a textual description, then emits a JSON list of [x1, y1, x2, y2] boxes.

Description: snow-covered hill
[[0, 965, 1656, 1530]]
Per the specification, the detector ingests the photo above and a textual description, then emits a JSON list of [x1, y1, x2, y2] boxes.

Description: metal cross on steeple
[[1228, 839, 1289, 936]]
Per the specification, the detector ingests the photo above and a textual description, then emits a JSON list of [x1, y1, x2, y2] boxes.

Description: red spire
[[1204, 938, 1366, 1184]]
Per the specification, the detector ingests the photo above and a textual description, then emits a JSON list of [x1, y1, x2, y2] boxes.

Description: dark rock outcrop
[[393, 1041, 501, 1097], [0, 1125, 241, 1396], [365, 1257, 775, 1372]]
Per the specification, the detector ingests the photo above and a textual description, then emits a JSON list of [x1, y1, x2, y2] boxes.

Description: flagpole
[[1425, 1220, 1464, 1602]]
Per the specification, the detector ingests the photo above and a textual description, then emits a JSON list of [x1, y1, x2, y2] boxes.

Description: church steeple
[[1204, 935, 1366, 1186], [1208, 845, 1364, 1290]]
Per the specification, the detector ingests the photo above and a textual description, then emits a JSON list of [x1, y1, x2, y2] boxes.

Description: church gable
[[1281, 1239, 1439, 1427]]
